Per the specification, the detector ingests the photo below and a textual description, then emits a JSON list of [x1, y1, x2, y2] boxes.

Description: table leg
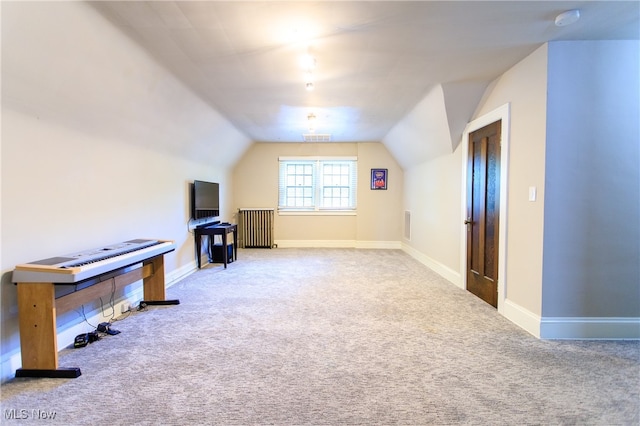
[[233, 227, 238, 261], [195, 232, 202, 268], [143, 254, 166, 301], [222, 232, 228, 268], [15, 282, 81, 378]]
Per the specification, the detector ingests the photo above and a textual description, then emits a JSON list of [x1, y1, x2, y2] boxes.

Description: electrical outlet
[[121, 302, 130, 314]]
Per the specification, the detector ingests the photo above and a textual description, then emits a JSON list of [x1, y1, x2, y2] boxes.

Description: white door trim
[[460, 103, 511, 314]]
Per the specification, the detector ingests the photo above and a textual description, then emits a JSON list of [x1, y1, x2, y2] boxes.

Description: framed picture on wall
[[371, 168, 388, 190]]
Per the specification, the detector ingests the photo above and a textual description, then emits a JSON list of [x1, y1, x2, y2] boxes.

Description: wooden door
[[466, 121, 501, 308]]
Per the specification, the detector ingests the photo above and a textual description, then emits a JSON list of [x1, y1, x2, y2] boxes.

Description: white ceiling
[[91, 1, 640, 144]]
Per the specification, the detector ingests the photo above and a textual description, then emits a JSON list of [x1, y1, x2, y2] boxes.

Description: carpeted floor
[[1, 248, 639, 425]]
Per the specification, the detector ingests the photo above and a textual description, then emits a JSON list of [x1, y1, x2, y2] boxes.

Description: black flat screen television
[[191, 180, 220, 220]]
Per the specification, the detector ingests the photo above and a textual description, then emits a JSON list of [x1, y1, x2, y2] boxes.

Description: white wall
[[402, 151, 463, 284], [542, 41, 640, 320], [384, 84, 464, 283], [384, 85, 453, 169], [1, 2, 251, 382]]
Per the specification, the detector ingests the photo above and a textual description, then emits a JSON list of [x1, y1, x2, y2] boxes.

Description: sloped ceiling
[[91, 1, 639, 166]]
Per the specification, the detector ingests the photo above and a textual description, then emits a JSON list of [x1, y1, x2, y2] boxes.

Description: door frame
[[460, 103, 510, 314]]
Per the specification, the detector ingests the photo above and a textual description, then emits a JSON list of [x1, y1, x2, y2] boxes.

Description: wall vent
[[303, 133, 332, 142], [404, 210, 411, 241]]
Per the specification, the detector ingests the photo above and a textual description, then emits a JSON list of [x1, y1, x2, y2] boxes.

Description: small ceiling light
[[300, 46, 317, 92], [307, 113, 316, 132], [300, 52, 316, 71], [555, 9, 580, 27]]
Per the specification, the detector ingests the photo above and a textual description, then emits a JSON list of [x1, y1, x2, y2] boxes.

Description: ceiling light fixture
[[555, 9, 580, 27], [300, 46, 316, 91], [307, 113, 316, 132]]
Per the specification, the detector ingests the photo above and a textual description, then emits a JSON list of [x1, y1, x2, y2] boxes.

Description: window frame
[[278, 156, 357, 215]]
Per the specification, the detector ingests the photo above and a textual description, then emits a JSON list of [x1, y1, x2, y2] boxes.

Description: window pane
[[319, 161, 351, 208]]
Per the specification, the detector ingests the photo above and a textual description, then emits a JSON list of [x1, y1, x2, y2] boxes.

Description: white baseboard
[[502, 298, 640, 340], [356, 240, 402, 249], [540, 316, 640, 340], [401, 243, 462, 287], [275, 240, 355, 248], [502, 299, 541, 338], [166, 260, 197, 288], [274, 240, 401, 249]]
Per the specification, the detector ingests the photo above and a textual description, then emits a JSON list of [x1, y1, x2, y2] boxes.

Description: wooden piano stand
[[15, 253, 174, 379]]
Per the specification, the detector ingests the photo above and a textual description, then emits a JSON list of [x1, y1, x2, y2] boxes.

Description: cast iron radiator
[[238, 208, 274, 248]]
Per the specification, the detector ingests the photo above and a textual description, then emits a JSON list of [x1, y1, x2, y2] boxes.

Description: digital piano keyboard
[[12, 238, 177, 379], [12, 239, 175, 284]]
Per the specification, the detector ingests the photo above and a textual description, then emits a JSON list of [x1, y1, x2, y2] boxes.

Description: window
[[278, 157, 357, 213]]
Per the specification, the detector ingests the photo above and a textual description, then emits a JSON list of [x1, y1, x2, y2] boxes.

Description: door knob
[[464, 218, 473, 225]]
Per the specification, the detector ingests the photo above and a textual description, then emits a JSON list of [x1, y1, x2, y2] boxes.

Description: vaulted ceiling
[[91, 1, 639, 147]]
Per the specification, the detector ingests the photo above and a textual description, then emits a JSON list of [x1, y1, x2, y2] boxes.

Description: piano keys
[[12, 239, 175, 284]]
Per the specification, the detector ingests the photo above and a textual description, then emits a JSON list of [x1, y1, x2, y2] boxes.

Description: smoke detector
[[555, 9, 580, 27]]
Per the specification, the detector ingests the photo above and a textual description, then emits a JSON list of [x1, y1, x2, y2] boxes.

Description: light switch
[[528, 186, 537, 202]]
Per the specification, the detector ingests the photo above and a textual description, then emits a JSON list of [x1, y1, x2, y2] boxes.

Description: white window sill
[[278, 210, 357, 216]]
